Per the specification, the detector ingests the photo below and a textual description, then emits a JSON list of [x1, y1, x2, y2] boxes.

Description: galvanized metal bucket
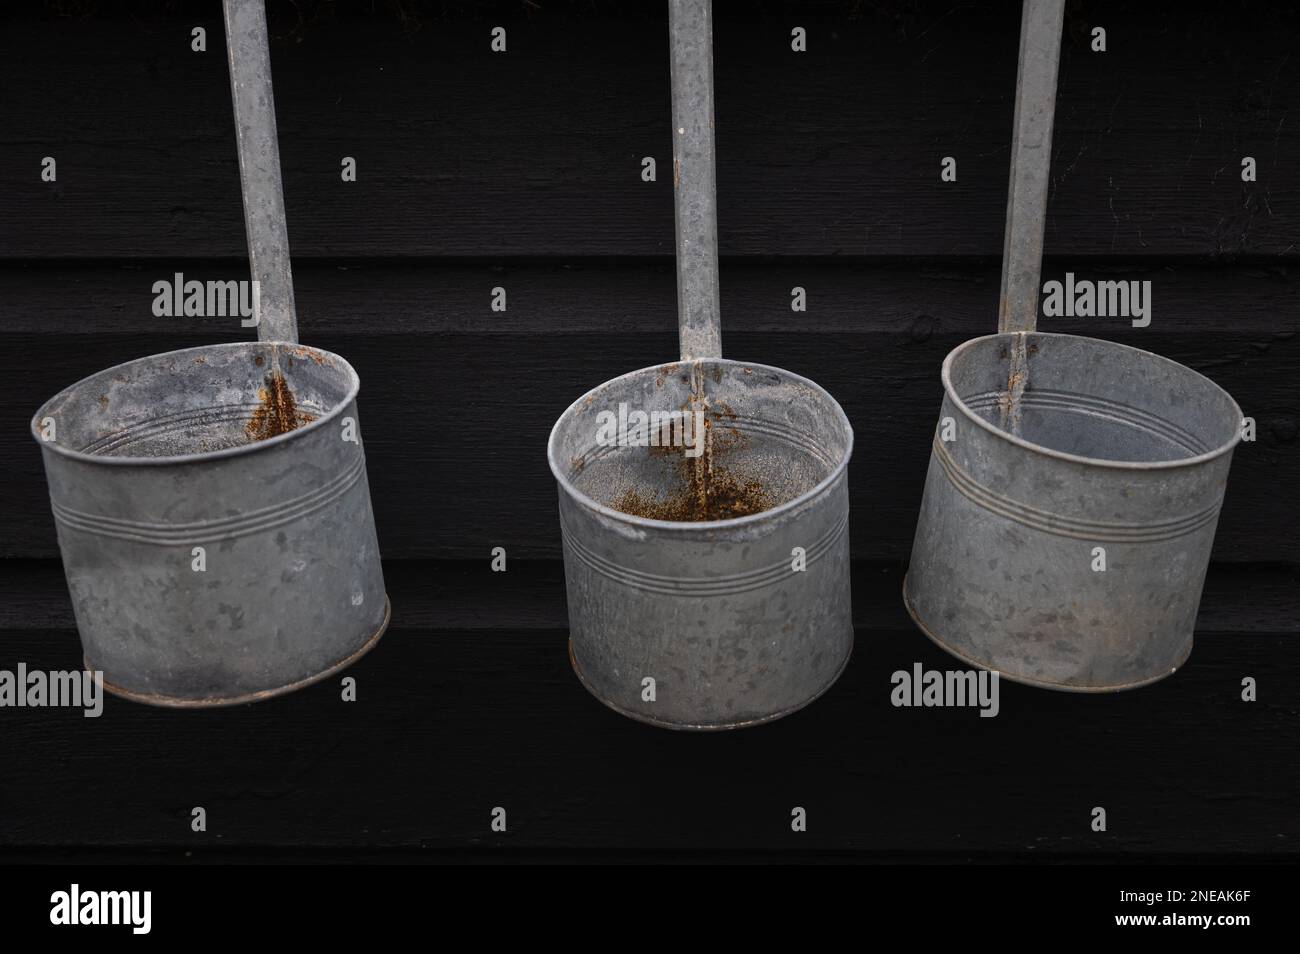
[[903, 0, 1242, 691], [28, 0, 387, 706], [548, 0, 854, 729]]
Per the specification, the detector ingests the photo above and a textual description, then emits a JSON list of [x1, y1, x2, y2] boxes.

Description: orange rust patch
[[245, 372, 315, 442], [655, 363, 680, 388], [613, 468, 772, 521], [611, 402, 770, 521], [711, 402, 743, 453]]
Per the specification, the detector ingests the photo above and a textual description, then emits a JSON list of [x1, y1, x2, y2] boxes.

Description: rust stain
[[613, 467, 771, 521], [611, 402, 770, 521], [656, 363, 680, 389], [97, 393, 109, 410], [245, 372, 315, 442], [712, 401, 742, 451]]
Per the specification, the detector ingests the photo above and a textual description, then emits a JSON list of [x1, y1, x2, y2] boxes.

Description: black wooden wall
[[0, 1, 1296, 863]]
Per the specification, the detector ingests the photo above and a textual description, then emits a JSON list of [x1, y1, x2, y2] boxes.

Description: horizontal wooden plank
[[1, 3, 1297, 260], [4, 259, 1299, 335], [0, 560, 1294, 855], [2, 262, 1297, 560]]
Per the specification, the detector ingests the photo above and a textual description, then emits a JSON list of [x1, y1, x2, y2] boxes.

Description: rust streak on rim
[[30, 341, 361, 468]]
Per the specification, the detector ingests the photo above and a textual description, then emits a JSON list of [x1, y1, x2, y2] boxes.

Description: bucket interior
[[948, 333, 1241, 463], [34, 343, 356, 459], [551, 360, 851, 521]]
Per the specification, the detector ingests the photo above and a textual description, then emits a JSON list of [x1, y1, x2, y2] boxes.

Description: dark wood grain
[[0, 559, 1294, 856], [2, 6, 1297, 261]]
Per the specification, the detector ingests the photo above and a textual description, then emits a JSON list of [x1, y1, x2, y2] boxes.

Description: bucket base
[[86, 595, 391, 709], [901, 576, 1188, 693], [568, 636, 852, 731]]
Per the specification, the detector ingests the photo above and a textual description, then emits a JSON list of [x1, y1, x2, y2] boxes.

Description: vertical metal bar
[[223, 0, 298, 344], [669, 0, 723, 360], [998, 0, 1065, 334]]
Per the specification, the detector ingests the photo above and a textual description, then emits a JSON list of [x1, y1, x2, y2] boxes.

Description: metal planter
[[32, 342, 388, 706], [904, 331, 1241, 690], [549, 359, 853, 729]]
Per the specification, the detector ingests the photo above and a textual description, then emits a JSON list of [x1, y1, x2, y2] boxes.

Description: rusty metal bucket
[[28, 0, 388, 706], [547, 0, 854, 729], [903, 0, 1242, 691]]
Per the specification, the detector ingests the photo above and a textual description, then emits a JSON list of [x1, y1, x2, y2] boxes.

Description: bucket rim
[[547, 357, 854, 532], [942, 331, 1243, 471], [30, 341, 361, 467]]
